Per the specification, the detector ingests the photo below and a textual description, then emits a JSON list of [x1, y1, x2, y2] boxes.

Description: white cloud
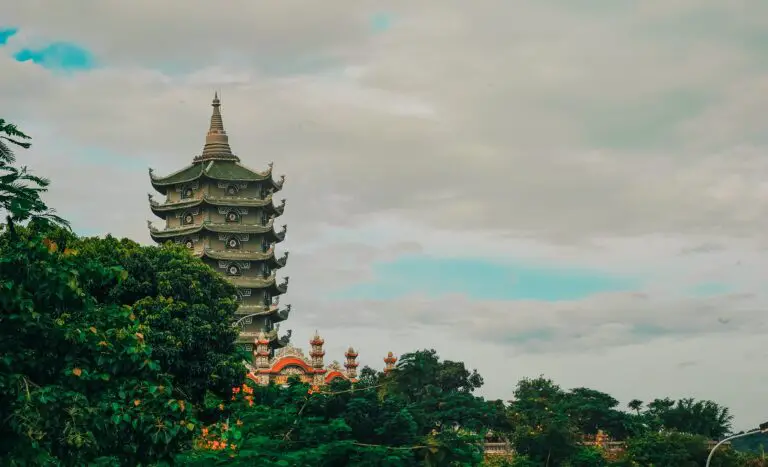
[[2, 1, 767, 430]]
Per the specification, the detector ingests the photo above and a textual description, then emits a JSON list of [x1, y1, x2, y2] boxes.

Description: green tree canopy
[[506, 376, 580, 465], [0, 118, 67, 234], [563, 387, 628, 438], [0, 119, 194, 465], [625, 431, 743, 467], [179, 350, 499, 466], [643, 397, 733, 439], [71, 235, 247, 404]]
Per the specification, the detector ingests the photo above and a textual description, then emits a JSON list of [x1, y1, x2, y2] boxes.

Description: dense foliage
[[0, 118, 67, 234], [72, 235, 248, 403], [177, 353, 499, 466], [0, 120, 196, 465], [1, 117, 765, 466], [0, 231, 195, 465]]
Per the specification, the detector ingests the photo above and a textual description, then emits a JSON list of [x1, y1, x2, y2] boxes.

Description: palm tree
[[0, 118, 68, 236], [627, 399, 643, 415]]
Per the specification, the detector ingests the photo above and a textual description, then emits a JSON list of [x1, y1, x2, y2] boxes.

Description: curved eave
[[148, 222, 285, 244], [204, 161, 273, 182], [204, 194, 282, 210], [148, 225, 203, 242], [203, 249, 288, 268], [268, 176, 285, 193], [272, 254, 288, 269], [149, 165, 204, 194], [203, 248, 273, 262], [273, 308, 290, 323], [149, 161, 279, 193], [271, 204, 285, 216], [226, 274, 287, 295], [149, 195, 285, 219], [149, 198, 204, 218], [204, 221, 280, 237], [236, 305, 290, 323], [272, 333, 291, 349]]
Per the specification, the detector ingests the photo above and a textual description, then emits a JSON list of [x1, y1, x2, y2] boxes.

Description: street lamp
[[233, 312, 262, 328], [705, 422, 768, 467]]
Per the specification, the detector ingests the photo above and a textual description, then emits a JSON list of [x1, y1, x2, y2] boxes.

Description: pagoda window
[[225, 236, 241, 250], [261, 238, 269, 252], [262, 263, 271, 277], [181, 211, 195, 225], [225, 210, 241, 223], [181, 185, 194, 199], [226, 263, 241, 276], [225, 184, 239, 196], [264, 292, 272, 305]]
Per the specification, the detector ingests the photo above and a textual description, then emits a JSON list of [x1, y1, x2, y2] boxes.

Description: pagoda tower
[[147, 93, 291, 359]]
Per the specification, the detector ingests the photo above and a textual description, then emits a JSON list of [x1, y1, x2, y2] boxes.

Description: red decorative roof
[[259, 356, 318, 375], [324, 370, 346, 384]]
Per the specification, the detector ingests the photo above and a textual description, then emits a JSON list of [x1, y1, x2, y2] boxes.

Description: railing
[[483, 440, 731, 457], [483, 442, 512, 455]]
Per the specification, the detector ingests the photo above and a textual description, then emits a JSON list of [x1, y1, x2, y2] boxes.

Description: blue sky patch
[[690, 282, 731, 297], [13, 41, 96, 71], [336, 255, 638, 301], [505, 329, 555, 344], [74, 147, 150, 170], [631, 323, 668, 337], [0, 28, 18, 46], [370, 13, 394, 33]]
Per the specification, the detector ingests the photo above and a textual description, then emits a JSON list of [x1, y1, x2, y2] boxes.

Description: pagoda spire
[[195, 92, 239, 162]]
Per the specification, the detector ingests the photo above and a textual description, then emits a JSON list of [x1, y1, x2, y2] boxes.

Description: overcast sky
[[2, 1, 767, 430]]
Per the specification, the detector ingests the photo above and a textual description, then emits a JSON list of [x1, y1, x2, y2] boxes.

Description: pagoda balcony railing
[[161, 219, 277, 231], [238, 328, 278, 341], [203, 246, 277, 257], [148, 192, 205, 206], [235, 304, 279, 314], [149, 193, 283, 206]]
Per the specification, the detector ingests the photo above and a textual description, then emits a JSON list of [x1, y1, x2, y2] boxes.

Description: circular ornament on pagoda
[[226, 237, 240, 249], [226, 211, 240, 223], [184, 239, 194, 249], [182, 187, 194, 199], [227, 264, 241, 276], [183, 213, 194, 225], [226, 184, 239, 196]]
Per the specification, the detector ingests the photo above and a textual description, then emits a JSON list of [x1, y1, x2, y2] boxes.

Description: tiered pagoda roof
[[147, 219, 286, 242], [148, 194, 286, 218], [146, 93, 292, 353], [149, 161, 285, 195]]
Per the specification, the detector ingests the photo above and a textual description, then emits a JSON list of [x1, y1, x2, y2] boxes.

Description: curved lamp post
[[706, 424, 768, 467], [233, 312, 262, 328]]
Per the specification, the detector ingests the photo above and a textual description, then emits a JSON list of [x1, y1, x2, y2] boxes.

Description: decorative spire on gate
[[309, 331, 325, 369], [344, 346, 359, 381], [255, 331, 271, 370], [383, 351, 397, 374], [309, 331, 326, 386]]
